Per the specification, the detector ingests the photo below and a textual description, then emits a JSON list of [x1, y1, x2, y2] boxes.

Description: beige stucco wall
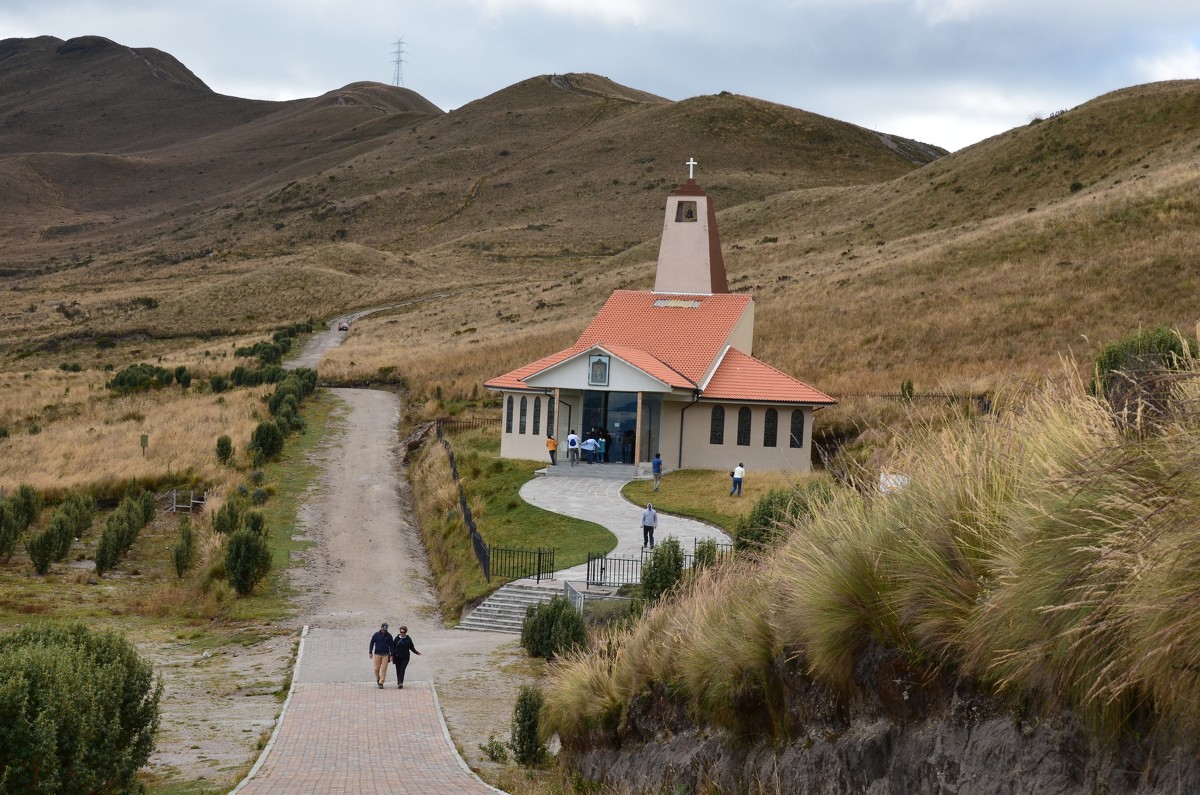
[[524, 352, 672, 394], [654, 195, 715, 294], [678, 402, 814, 473], [498, 392, 556, 462]]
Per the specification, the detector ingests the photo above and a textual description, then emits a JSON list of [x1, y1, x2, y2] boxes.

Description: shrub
[[693, 537, 718, 570], [0, 502, 17, 561], [250, 421, 284, 461], [92, 494, 151, 577], [213, 499, 241, 535], [107, 362, 174, 393], [521, 595, 586, 659], [478, 735, 509, 763], [139, 491, 157, 524], [174, 365, 191, 389], [640, 536, 685, 602], [242, 511, 266, 536], [735, 480, 834, 552], [1091, 325, 1196, 427], [0, 622, 161, 793], [510, 684, 547, 767], [12, 484, 42, 529], [209, 374, 229, 393], [25, 527, 56, 574], [216, 434, 234, 464], [172, 517, 194, 579], [225, 527, 272, 596]]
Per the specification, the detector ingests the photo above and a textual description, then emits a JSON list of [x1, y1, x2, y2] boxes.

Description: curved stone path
[[519, 477, 732, 580]]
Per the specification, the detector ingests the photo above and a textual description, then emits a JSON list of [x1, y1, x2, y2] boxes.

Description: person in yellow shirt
[[546, 435, 558, 466]]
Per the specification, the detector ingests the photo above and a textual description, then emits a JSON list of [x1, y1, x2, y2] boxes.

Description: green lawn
[[622, 468, 816, 532]]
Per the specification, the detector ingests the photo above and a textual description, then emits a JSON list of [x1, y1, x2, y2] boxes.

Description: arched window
[[519, 396, 528, 434], [737, 407, 752, 446], [790, 410, 805, 448], [505, 396, 514, 434], [532, 397, 541, 436], [709, 405, 725, 445], [763, 408, 778, 448], [547, 398, 556, 437]]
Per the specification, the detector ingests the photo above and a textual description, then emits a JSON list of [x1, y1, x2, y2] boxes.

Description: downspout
[[678, 389, 701, 469]]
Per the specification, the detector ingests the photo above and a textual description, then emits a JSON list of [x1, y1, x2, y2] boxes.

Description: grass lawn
[[622, 468, 814, 532], [449, 427, 615, 570]]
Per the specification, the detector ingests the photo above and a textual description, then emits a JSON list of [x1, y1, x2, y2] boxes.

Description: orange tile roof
[[702, 348, 836, 405], [486, 290, 752, 391], [576, 290, 752, 383]]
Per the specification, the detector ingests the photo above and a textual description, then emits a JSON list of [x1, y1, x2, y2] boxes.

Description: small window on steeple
[[675, 201, 698, 222]]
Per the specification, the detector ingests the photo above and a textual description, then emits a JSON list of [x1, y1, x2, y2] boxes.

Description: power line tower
[[391, 37, 406, 87]]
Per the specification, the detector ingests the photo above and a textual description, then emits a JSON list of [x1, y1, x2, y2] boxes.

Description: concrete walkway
[[518, 476, 732, 581]]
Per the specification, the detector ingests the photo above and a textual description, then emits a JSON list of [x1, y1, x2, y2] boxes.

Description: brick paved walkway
[[233, 631, 504, 794]]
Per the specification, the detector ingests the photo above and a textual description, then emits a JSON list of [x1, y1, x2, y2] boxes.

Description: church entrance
[[581, 391, 661, 464]]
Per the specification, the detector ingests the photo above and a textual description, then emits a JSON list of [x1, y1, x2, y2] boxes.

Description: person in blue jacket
[[390, 625, 422, 689], [369, 622, 393, 689]]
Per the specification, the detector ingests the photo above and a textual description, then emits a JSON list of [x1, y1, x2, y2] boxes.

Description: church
[[486, 162, 835, 473]]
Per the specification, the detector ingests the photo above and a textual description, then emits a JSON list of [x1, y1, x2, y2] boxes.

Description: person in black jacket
[[390, 625, 421, 689], [368, 622, 393, 689]]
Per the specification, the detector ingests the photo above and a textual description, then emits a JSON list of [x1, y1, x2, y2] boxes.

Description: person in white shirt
[[566, 430, 581, 466], [581, 436, 598, 463], [730, 463, 745, 496]]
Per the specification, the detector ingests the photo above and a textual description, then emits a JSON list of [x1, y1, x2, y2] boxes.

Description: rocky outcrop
[[562, 648, 1200, 794]]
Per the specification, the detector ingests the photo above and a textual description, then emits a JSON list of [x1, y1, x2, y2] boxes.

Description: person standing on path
[[730, 463, 746, 496], [546, 435, 558, 466], [652, 453, 663, 491], [389, 625, 422, 689], [596, 434, 607, 464], [641, 503, 658, 549], [368, 622, 393, 689], [581, 435, 598, 463], [567, 430, 580, 466]]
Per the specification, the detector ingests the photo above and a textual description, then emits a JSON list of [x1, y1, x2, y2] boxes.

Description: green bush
[[1091, 325, 1197, 424], [0, 502, 16, 561], [693, 537, 718, 570], [107, 362, 174, 393], [213, 499, 241, 535], [172, 517, 194, 579], [12, 484, 42, 529], [209, 374, 229, 393], [92, 495, 151, 577], [250, 421, 284, 461], [242, 511, 266, 536], [641, 536, 685, 602], [520, 595, 586, 659], [0, 622, 161, 794], [174, 365, 191, 389], [216, 434, 234, 464], [224, 527, 272, 596], [734, 480, 834, 552], [510, 684, 548, 767], [251, 488, 268, 505], [24, 527, 56, 575]]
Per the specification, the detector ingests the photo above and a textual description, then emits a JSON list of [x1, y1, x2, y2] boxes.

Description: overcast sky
[[3, 0, 1199, 151]]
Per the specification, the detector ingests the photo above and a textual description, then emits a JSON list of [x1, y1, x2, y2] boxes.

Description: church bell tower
[[653, 158, 729, 295]]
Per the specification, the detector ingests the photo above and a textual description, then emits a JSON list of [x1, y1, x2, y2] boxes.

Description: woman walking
[[390, 625, 422, 689]]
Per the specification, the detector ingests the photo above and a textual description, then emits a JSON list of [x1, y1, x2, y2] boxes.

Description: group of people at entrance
[[368, 622, 422, 689], [550, 428, 623, 466]]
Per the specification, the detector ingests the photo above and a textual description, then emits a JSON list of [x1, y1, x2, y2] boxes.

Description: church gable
[[523, 346, 684, 393]]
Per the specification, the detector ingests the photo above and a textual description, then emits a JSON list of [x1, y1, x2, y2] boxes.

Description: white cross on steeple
[[686, 157, 698, 179]]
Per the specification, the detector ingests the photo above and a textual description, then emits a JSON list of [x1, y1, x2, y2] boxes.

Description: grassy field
[[621, 468, 804, 531]]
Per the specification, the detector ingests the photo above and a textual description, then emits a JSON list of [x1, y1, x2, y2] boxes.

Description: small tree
[[640, 536, 685, 602], [225, 527, 272, 596], [25, 527, 56, 575], [12, 484, 42, 529], [216, 435, 234, 465], [250, 421, 284, 462], [174, 365, 191, 389], [172, 517, 194, 579], [0, 502, 17, 561], [693, 537, 718, 570], [213, 499, 241, 535], [510, 684, 548, 767]]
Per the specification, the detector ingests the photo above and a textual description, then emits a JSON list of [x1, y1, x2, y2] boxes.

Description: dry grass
[[544, 358, 1200, 748], [0, 368, 263, 498]]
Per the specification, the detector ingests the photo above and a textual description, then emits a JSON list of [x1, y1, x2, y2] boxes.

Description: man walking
[[651, 453, 663, 491], [390, 625, 422, 689], [730, 463, 745, 497], [641, 502, 658, 549], [566, 429, 580, 466], [546, 435, 558, 466], [368, 622, 393, 689]]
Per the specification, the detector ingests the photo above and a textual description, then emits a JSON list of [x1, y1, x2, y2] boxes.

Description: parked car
[[338, 321, 349, 331]]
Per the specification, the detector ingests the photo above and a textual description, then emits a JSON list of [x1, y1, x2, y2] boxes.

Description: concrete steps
[[455, 582, 562, 634]]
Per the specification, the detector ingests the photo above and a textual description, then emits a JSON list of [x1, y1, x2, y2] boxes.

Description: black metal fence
[[490, 545, 557, 583], [439, 416, 501, 434], [585, 540, 734, 587]]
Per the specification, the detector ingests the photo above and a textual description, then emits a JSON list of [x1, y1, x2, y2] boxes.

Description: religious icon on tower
[[588, 354, 610, 386]]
